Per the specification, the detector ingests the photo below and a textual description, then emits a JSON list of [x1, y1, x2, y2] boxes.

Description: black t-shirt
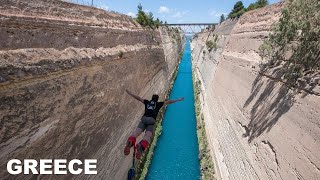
[[143, 100, 164, 119]]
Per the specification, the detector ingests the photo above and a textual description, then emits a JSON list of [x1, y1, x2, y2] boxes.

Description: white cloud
[[127, 12, 136, 18], [209, 10, 227, 17], [172, 11, 188, 18], [158, 6, 170, 14]]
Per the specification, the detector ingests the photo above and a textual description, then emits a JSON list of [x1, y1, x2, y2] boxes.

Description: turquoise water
[[147, 37, 200, 179]]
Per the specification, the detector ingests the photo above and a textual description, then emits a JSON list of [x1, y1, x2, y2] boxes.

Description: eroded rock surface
[[192, 3, 320, 180], [0, 0, 184, 179]]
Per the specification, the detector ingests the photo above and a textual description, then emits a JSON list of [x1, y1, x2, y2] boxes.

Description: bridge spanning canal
[[163, 23, 218, 34]]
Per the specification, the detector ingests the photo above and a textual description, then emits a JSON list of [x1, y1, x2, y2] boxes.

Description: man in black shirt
[[124, 89, 184, 159]]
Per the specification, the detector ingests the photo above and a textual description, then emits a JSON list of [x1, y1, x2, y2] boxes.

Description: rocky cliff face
[[192, 3, 320, 180], [0, 0, 184, 179]]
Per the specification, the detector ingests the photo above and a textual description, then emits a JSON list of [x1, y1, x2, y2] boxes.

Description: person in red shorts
[[124, 89, 184, 159]]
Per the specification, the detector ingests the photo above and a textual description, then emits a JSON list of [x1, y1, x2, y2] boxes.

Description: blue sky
[[72, 0, 280, 23]]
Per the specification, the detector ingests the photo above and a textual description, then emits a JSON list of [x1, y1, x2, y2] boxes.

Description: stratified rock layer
[[192, 3, 320, 180], [0, 0, 184, 179]]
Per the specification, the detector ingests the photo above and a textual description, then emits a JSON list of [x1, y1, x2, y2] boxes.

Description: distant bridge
[[163, 23, 218, 34]]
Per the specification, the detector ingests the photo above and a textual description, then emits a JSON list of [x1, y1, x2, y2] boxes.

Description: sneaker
[[124, 141, 132, 155], [136, 140, 149, 159], [124, 136, 136, 155], [135, 143, 144, 159]]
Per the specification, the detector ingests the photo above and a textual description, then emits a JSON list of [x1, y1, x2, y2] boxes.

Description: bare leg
[[142, 131, 153, 143], [132, 128, 143, 138]]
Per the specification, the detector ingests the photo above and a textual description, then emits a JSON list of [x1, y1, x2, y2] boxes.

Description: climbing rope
[[127, 144, 136, 180]]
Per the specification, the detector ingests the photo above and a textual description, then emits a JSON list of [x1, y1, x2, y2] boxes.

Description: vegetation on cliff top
[[220, 14, 226, 24], [259, 0, 319, 87], [135, 4, 164, 29], [228, 1, 246, 19], [228, 0, 269, 19], [247, 0, 269, 11]]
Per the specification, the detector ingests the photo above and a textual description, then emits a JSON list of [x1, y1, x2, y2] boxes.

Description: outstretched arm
[[126, 89, 144, 103], [163, 97, 184, 106]]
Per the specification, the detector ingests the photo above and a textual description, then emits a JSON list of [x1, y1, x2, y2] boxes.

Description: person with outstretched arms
[[124, 89, 184, 159]]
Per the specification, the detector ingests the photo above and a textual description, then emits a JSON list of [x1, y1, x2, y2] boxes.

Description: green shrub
[[228, 0, 269, 19], [135, 4, 163, 28], [228, 1, 246, 19], [214, 35, 218, 42], [118, 51, 124, 58], [219, 14, 225, 23], [258, 39, 272, 60], [247, 0, 268, 11], [260, 0, 319, 83], [256, 0, 268, 8], [206, 40, 217, 52]]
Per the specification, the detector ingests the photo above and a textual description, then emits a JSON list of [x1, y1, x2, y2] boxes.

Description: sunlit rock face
[[192, 3, 320, 180], [0, 0, 184, 179]]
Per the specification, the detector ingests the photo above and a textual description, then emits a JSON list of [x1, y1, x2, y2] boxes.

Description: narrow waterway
[[147, 37, 200, 179]]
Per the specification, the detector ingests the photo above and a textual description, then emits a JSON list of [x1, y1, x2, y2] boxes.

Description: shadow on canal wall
[[191, 2, 320, 180]]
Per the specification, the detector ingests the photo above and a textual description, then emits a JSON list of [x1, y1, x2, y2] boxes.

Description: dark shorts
[[138, 116, 156, 132]]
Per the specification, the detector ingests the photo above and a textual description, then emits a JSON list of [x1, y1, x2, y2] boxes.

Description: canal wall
[[191, 2, 320, 180], [0, 0, 184, 179]]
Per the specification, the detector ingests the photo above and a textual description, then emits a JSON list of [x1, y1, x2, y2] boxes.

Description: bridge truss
[[163, 23, 218, 34]]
